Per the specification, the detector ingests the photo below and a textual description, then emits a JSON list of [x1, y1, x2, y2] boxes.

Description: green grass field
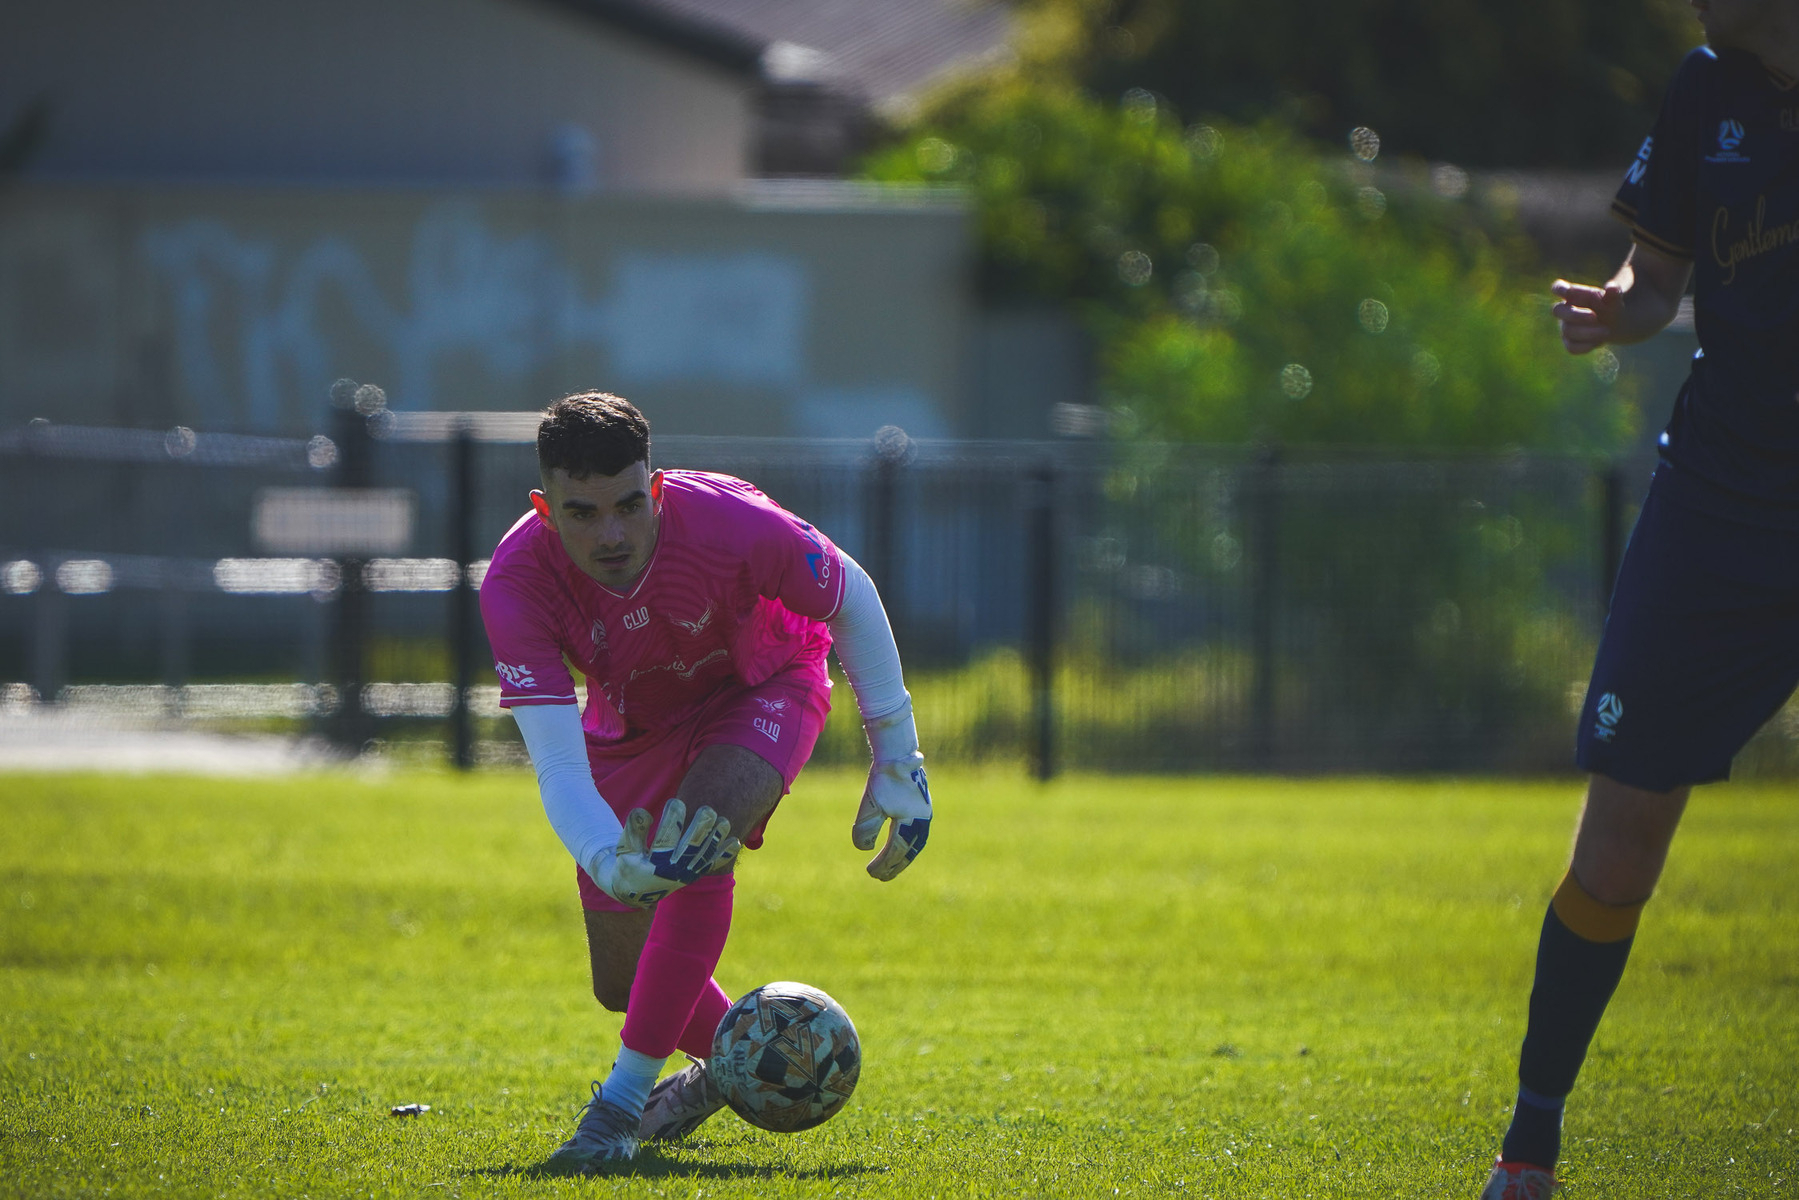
[[2, 768, 1795, 1198]]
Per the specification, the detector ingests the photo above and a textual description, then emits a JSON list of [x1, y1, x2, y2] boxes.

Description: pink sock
[[677, 978, 733, 1059], [620, 872, 734, 1058]]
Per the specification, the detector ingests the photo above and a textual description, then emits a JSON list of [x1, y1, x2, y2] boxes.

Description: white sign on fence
[[253, 488, 415, 555]]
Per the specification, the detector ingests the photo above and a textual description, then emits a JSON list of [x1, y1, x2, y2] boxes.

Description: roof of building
[[549, 0, 1013, 108], [531, 0, 766, 76]]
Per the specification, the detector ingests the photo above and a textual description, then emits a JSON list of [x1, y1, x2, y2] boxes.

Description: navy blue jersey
[[1611, 47, 1799, 523]]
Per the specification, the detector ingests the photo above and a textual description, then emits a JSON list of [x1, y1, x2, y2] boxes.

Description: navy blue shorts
[[1577, 471, 1799, 791]]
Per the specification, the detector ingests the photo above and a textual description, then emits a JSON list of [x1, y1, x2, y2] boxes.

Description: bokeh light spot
[[1122, 88, 1157, 124], [1280, 363, 1314, 399], [1117, 250, 1153, 287], [916, 138, 956, 174], [1358, 299, 1390, 333], [1185, 125, 1222, 159], [1431, 164, 1470, 199], [1591, 347, 1621, 384]]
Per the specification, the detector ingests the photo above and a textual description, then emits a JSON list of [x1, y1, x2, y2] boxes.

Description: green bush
[[860, 84, 1645, 765], [1008, 0, 1698, 168], [864, 87, 1637, 452]]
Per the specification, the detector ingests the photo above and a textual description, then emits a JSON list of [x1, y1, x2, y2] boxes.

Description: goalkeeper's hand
[[588, 799, 739, 909], [852, 704, 932, 881]]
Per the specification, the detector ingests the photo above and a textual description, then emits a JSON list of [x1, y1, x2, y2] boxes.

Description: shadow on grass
[[466, 1152, 883, 1184]]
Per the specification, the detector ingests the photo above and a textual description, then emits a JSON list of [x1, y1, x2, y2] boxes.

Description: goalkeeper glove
[[852, 701, 933, 881], [589, 799, 738, 909]]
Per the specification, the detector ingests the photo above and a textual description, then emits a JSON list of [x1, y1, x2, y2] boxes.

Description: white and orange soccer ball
[[709, 981, 861, 1132]]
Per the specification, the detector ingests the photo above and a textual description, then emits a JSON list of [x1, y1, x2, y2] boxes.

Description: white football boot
[[542, 1083, 639, 1171], [1478, 1160, 1558, 1199], [639, 1057, 727, 1142]]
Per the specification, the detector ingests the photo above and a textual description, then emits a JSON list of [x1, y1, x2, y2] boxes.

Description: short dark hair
[[537, 392, 650, 478]]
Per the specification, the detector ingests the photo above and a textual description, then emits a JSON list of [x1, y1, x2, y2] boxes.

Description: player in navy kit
[[1480, 3, 1799, 1198]]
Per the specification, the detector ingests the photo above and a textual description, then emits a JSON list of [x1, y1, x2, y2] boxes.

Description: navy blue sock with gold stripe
[[1500, 871, 1643, 1169]]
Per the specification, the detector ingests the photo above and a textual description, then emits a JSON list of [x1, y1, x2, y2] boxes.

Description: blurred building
[[0, 0, 1012, 190], [4, 0, 762, 192], [0, 0, 1087, 441]]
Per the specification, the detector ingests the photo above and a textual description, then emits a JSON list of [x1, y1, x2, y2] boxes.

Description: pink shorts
[[576, 664, 831, 912]]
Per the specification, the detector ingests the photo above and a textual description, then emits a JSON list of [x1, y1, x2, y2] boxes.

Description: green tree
[[1012, 0, 1699, 169], [860, 74, 1632, 758], [863, 84, 1636, 450]]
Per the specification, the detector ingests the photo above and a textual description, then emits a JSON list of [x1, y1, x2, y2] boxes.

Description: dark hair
[[537, 392, 650, 478]]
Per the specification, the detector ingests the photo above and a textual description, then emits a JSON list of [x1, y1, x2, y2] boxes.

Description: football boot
[[542, 1083, 638, 1171], [1479, 1159, 1558, 1199], [639, 1057, 727, 1142]]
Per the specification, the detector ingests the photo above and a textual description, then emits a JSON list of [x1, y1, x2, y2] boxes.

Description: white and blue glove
[[588, 799, 739, 909], [852, 703, 933, 881]]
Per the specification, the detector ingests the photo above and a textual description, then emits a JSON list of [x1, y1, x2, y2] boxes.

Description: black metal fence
[[9, 402, 1791, 775]]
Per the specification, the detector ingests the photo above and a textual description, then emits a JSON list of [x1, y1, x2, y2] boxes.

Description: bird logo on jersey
[[671, 604, 714, 636]]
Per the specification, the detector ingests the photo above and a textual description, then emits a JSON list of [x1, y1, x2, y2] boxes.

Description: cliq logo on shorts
[[752, 716, 782, 743]]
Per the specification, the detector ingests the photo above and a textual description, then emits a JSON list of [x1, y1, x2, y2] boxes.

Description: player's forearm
[[826, 553, 910, 726], [510, 702, 622, 871], [1601, 271, 1676, 345], [1606, 250, 1690, 345]]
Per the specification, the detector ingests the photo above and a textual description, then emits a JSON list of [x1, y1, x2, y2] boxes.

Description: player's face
[[535, 463, 661, 589], [1691, 0, 1785, 49]]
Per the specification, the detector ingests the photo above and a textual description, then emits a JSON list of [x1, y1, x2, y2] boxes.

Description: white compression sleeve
[[827, 553, 912, 731], [510, 703, 623, 874]]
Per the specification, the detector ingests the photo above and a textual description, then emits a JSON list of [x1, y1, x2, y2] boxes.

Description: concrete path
[[0, 707, 336, 775]]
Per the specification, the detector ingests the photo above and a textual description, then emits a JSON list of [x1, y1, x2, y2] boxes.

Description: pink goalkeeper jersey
[[479, 470, 843, 743]]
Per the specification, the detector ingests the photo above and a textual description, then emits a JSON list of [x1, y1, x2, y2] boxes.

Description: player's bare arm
[[1550, 243, 1692, 355]]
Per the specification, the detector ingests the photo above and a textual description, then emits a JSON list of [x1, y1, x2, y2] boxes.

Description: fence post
[[1598, 462, 1624, 625], [32, 557, 65, 704], [1026, 462, 1057, 781], [159, 578, 189, 718], [449, 421, 477, 769], [865, 425, 913, 641], [866, 438, 899, 598], [1249, 446, 1281, 768], [328, 380, 374, 751]]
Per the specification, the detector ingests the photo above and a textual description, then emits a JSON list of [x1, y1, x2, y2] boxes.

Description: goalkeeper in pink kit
[[480, 393, 932, 1169]]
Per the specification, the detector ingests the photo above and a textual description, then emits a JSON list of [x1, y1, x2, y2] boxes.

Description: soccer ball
[[709, 981, 860, 1132]]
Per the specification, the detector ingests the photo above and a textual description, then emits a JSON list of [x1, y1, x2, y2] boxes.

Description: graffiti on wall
[[143, 202, 810, 430]]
